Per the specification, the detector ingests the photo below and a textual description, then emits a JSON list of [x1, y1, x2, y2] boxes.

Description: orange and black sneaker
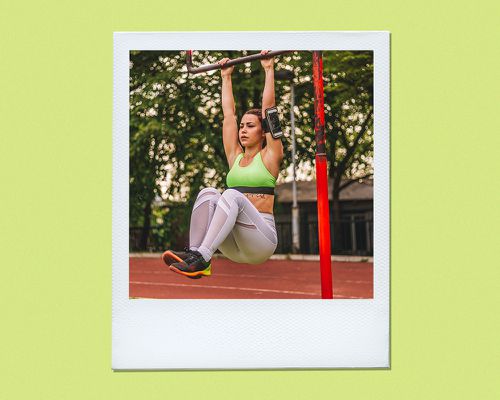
[[169, 251, 211, 279], [161, 248, 192, 267]]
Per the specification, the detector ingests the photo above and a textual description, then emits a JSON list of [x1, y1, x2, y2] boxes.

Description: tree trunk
[[251, 65, 261, 107], [139, 199, 152, 251]]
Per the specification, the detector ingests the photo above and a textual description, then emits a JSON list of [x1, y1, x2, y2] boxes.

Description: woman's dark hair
[[244, 108, 263, 123], [239, 108, 266, 150]]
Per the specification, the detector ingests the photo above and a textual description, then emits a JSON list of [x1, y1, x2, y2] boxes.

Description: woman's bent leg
[[189, 187, 220, 251], [197, 189, 277, 263]]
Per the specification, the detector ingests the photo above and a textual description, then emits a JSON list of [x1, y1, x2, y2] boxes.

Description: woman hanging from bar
[[161, 50, 284, 279]]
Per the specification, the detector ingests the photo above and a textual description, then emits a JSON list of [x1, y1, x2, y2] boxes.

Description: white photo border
[[113, 31, 390, 369]]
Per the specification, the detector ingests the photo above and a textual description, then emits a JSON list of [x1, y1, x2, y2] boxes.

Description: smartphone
[[265, 107, 283, 139]]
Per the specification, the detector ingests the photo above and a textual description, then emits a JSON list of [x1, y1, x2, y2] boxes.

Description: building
[[274, 179, 373, 256]]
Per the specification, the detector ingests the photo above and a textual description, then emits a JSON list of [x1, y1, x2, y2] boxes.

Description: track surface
[[130, 257, 373, 299]]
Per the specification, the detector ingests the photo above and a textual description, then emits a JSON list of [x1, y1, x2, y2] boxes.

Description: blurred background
[[129, 50, 373, 256]]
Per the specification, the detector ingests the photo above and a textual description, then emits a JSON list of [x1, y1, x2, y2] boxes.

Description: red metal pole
[[312, 51, 333, 299]]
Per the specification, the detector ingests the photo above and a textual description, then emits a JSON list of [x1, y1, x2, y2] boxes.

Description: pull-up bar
[[185, 50, 333, 299], [186, 50, 293, 74]]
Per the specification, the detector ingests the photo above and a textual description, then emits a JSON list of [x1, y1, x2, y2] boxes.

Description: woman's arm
[[261, 51, 275, 114], [260, 51, 284, 166], [221, 58, 236, 117], [219, 58, 241, 167]]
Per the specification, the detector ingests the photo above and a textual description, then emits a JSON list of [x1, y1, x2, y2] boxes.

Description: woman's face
[[239, 114, 264, 148]]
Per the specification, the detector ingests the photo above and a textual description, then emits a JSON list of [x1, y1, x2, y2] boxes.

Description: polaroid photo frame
[[113, 31, 390, 369]]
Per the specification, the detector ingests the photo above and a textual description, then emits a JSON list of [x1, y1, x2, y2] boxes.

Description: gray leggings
[[189, 188, 278, 264]]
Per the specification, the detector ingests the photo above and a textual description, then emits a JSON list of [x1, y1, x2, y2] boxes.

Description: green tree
[[130, 51, 289, 249], [129, 50, 373, 252], [275, 51, 373, 251], [325, 51, 373, 252]]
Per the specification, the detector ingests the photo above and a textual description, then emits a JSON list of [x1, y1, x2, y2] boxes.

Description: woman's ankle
[[196, 246, 212, 262]]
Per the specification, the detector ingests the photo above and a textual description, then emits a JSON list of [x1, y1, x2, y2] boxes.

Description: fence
[[131, 216, 373, 256], [275, 217, 373, 256]]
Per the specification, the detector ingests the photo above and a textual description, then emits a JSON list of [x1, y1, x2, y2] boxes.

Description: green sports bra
[[226, 152, 277, 195]]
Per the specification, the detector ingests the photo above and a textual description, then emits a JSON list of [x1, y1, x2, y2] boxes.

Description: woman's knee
[[221, 188, 246, 206], [196, 187, 220, 201], [221, 188, 240, 197]]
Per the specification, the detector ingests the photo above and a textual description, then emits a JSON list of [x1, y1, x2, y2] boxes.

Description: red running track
[[130, 256, 373, 299]]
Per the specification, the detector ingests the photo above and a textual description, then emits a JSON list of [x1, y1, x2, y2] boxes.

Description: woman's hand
[[218, 58, 234, 78], [260, 50, 274, 70]]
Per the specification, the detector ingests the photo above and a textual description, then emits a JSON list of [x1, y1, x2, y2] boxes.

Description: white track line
[[130, 271, 370, 284], [130, 281, 319, 296], [129, 294, 366, 299]]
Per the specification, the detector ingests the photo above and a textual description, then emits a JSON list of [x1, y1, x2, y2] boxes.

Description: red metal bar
[[186, 50, 293, 74], [312, 51, 333, 299]]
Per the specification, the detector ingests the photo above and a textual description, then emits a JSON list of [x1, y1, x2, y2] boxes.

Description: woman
[[162, 50, 284, 279]]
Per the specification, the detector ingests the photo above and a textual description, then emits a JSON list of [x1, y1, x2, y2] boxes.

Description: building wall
[[274, 200, 373, 256]]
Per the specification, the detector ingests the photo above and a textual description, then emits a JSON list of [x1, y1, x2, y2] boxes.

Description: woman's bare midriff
[[244, 193, 274, 214]]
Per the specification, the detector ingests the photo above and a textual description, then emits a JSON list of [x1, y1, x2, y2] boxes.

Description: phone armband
[[262, 107, 283, 139]]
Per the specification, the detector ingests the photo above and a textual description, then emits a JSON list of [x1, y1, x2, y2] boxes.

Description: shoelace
[[178, 246, 193, 261], [182, 250, 200, 264]]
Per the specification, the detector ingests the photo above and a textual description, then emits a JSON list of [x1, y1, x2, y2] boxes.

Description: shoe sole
[[169, 264, 211, 279], [161, 250, 183, 266]]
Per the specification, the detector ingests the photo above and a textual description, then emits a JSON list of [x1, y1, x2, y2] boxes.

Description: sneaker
[[169, 251, 211, 279], [161, 248, 192, 267]]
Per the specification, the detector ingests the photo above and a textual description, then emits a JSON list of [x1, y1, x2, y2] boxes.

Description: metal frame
[[185, 50, 333, 299]]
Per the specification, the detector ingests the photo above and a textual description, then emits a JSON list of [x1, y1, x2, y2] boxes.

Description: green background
[[1, 0, 499, 398]]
